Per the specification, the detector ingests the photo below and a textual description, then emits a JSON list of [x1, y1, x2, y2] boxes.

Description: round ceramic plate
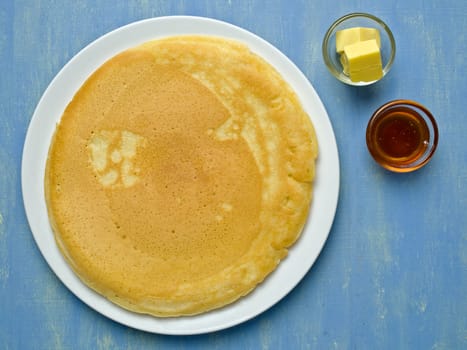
[[22, 16, 339, 335]]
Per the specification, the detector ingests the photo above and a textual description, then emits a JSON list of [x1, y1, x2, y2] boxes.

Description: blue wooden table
[[1, 1, 466, 348]]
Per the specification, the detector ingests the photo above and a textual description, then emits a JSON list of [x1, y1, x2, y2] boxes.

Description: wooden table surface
[[1, 0, 466, 349]]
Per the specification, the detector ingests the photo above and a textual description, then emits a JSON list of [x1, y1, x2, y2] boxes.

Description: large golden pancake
[[45, 35, 318, 317]]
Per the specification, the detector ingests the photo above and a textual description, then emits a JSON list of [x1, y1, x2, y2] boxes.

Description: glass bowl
[[322, 13, 396, 86], [366, 100, 439, 172]]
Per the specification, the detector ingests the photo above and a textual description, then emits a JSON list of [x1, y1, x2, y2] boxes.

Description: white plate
[[22, 16, 339, 335]]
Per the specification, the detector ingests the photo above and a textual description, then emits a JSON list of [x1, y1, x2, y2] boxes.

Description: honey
[[373, 106, 429, 161], [366, 100, 438, 172]]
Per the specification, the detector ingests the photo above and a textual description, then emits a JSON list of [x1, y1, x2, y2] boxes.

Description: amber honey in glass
[[366, 100, 438, 172]]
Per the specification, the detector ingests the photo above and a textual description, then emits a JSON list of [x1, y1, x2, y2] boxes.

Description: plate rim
[[21, 15, 340, 335]]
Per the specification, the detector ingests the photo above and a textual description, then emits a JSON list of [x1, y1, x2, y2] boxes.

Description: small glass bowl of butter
[[322, 13, 396, 86]]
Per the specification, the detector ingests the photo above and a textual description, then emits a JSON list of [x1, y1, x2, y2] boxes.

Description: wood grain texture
[[1, 0, 466, 349]]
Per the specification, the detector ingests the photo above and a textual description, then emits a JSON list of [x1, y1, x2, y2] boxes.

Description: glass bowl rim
[[322, 12, 396, 85], [366, 99, 439, 172]]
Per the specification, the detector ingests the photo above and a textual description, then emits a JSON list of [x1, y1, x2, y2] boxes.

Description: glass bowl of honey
[[366, 100, 439, 172], [322, 13, 396, 86]]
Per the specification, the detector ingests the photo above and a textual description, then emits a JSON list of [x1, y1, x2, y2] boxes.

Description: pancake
[[45, 35, 318, 317]]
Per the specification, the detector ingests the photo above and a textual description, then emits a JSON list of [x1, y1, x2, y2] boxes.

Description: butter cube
[[341, 39, 383, 82], [336, 27, 381, 53], [359, 27, 381, 47], [340, 54, 349, 75]]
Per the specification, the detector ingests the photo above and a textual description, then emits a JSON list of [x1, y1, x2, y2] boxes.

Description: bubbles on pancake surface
[[88, 130, 146, 188]]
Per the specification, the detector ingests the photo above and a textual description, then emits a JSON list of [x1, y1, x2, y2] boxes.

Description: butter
[[336, 27, 381, 53], [341, 39, 383, 82], [359, 27, 381, 47]]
